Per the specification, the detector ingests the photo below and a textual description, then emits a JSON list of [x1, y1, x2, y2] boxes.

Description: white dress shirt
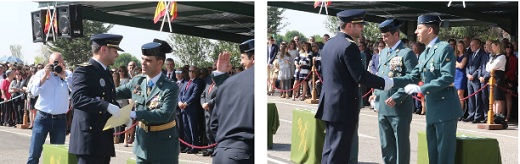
[[29, 69, 73, 114]]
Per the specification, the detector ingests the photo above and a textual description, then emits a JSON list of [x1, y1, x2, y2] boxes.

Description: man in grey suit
[[370, 18, 417, 164], [200, 77, 217, 156]]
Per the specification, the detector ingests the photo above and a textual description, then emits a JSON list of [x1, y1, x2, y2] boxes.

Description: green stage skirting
[[418, 131, 502, 164], [42, 144, 77, 164], [290, 109, 326, 164], [268, 103, 280, 149]]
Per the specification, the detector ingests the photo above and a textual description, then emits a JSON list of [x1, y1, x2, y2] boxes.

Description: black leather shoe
[[472, 117, 484, 123], [187, 149, 199, 154], [480, 118, 488, 123], [463, 117, 474, 122], [202, 151, 213, 156], [181, 148, 191, 153]]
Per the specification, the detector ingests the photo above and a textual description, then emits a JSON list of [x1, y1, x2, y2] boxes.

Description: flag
[[314, 1, 331, 8], [314, 1, 321, 8], [53, 10, 58, 34], [169, 1, 178, 21], [153, 1, 167, 24], [44, 9, 51, 34]]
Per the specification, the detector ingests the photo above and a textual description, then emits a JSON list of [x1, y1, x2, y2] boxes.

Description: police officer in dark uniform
[[210, 39, 254, 164], [116, 39, 180, 163], [69, 34, 124, 164], [314, 10, 393, 164]]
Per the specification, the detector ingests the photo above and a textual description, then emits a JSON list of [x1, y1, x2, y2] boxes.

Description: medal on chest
[[100, 79, 106, 87]]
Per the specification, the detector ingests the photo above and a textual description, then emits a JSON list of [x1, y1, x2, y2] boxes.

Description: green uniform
[[115, 74, 180, 163], [392, 38, 462, 164], [374, 41, 417, 164]]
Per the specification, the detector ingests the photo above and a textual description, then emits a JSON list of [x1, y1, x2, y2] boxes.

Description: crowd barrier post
[[478, 70, 504, 130], [305, 59, 319, 104]]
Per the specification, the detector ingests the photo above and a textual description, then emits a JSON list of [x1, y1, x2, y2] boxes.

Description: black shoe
[[181, 148, 191, 153], [202, 151, 213, 156], [463, 117, 474, 122], [458, 117, 464, 121], [414, 110, 422, 114], [472, 117, 484, 123], [480, 118, 488, 123], [187, 149, 199, 154]]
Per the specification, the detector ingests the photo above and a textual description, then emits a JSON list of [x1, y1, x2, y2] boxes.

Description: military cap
[[239, 39, 254, 53], [90, 34, 124, 52], [141, 39, 172, 58], [379, 18, 402, 33], [337, 9, 367, 24], [417, 15, 442, 26]]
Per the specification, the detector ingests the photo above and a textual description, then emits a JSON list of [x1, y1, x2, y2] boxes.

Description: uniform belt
[[38, 110, 66, 119], [138, 120, 176, 133]]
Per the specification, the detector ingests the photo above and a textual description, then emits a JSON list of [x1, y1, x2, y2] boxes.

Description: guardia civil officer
[[390, 15, 462, 164], [370, 18, 418, 164], [314, 10, 393, 164], [69, 34, 124, 164], [210, 39, 254, 163], [116, 39, 180, 163]]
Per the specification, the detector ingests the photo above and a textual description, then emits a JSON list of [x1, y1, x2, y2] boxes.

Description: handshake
[[381, 76, 422, 94]]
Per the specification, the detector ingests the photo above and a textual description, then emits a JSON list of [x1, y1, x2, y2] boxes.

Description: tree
[[310, 34, 324, 43], [46, 20, 113, 65], [324, 16, 381, 42], [168, 33, 213, 67], [438, 26, 506, 41], [268, 6, 287, 35], [284, 30, 307, 43], [34, 44, 52, 65], [9, 45, 22, 58], [113, 53, 141, 69], [324, 16, 340, 34], [211, 41, 241, 67]]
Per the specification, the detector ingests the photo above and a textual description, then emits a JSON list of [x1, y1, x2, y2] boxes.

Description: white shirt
[[486, 54, 506, 72], [426, 37, 439, 49], [165, 71, 174, 79], [29, 69, 73, 114], [92, 58, 108, 70]]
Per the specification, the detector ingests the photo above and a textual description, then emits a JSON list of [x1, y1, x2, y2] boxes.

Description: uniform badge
[[100, 79, 106, 87], [429, 62, 435, 72], [446, 58, 450, 62]]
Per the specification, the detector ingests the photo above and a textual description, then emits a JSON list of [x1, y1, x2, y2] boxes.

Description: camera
[[52, 60, 63, 73]]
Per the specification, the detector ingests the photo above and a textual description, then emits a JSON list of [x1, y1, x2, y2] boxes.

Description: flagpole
[[325, 2, 328, 15], [165, 1, 173, 32], [159, 1, 169, 32]]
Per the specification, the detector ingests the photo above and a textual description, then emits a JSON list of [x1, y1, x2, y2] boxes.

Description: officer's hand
[[107, 104, 121, 118], [404, 84, 422, 95], [178, 101, 183, 107], [216, 52, 232, 73], [202, 103, 209, 110], [383, 76, 394, 90], [385, 97, 396, 107]]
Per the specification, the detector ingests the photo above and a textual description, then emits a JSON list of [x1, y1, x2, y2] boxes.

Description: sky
[[280, 8, 333, 39], [0, 1, 178, 64]]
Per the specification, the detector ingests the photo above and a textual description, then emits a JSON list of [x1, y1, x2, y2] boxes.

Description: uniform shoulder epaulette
[[345, 37, 356, 43], [76, 62, 91, 67]]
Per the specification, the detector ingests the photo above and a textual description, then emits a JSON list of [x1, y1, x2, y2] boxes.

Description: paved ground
[[0, 126, 213, 164], [267, 95, 518, 164]]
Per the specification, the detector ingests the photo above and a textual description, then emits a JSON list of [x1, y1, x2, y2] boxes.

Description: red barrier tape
[[113, 122, 218, 149], [268, 72, 313, 92], [411, 84, 490, 102], [496, 85, 518, 97]]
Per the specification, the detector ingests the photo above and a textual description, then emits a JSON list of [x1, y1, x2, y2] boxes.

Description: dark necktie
[[168, 73, 171, 79]]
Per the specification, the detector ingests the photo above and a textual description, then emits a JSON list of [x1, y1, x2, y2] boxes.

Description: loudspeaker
[[31, 10, 47, 43], [57, 5, 83, 38]]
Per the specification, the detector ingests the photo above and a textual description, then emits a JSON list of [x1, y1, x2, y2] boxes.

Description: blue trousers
[[27, 111, 67, 164], [467, 81, 483, 119]]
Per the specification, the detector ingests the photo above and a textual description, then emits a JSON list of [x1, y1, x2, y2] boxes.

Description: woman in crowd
[[454, 41, 468, 111], [293, 42, 312, 101], [9, 69, 26, 125], [287, 40, 299, 99], [504, 42, 517, 122], [27, 67, 38, 128], [112, 71, 123, 144], [277, 43, 292, 98], [118, 65, 133, 146], [269, 55, 279, 96], [486, 40, 507, 116]]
